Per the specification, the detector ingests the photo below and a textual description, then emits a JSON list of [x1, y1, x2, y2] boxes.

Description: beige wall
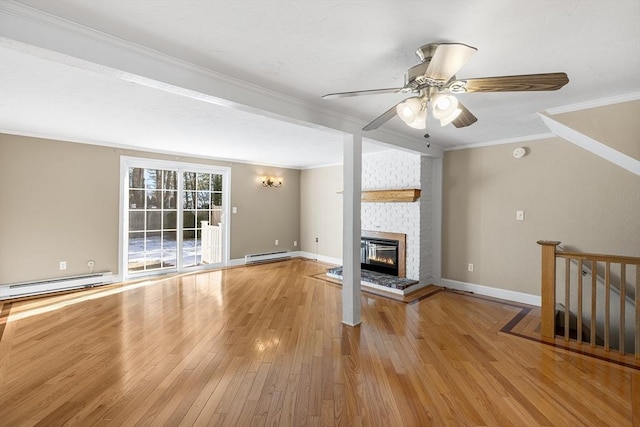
[[553, 100, 640, 161], [0, 134, 299, 284], [229, 162, 300, 257], [300, 165, 343, 259], [0, 134, 120, 284], [443, 137, 640, 296]]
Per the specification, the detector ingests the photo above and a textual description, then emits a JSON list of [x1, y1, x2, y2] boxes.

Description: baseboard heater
[[0, 272, 114, 300], [244, 251, 291, 265]]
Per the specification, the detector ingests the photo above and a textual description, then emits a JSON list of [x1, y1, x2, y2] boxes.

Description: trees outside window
[[124, 160, 227, 276]]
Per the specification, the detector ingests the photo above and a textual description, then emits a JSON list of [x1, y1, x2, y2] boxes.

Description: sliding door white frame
[[118, 156, 231, 281]]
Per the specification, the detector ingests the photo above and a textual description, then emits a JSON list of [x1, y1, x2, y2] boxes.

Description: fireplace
[[361, 231, 406, 277], [361, 237, 399, 276]]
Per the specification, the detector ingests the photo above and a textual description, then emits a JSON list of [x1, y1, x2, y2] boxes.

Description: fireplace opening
[[361, 237, 399, 276]]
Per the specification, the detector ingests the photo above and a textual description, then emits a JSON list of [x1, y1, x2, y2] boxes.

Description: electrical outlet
[[516, 210, 525, 221], [59, 261, 67, 270], [315, 237, 319, 243], [294, 241, 298, 247], [468, 263, 474, 272], [275, 239, 279, 245]]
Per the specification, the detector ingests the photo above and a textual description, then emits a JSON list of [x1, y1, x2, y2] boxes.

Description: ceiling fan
[[322, 43, 569, 132]]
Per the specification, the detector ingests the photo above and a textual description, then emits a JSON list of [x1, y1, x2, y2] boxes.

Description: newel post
[[537, 240, 561, 341]]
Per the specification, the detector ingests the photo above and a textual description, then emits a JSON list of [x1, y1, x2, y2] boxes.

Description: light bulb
[[400, 106, 414, 119], [396, 97, 422, 124], [433, 95, 459, 120], [436, 96, 451, 110]]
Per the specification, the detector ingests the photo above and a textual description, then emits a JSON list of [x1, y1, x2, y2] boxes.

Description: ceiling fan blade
[[451, 101, 478, 128], [362, 103, 401, 131], [425, 43, 477, 82], [449, 72, 569, 93], [322, 87, 405, 99]]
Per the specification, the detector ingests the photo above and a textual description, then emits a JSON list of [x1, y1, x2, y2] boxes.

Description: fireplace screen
[[361, 237, 399, 276]]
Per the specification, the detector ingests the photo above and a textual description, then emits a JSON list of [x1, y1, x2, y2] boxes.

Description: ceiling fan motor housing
[[407, 43, 452, 89], [406, 62, 431, 86], [415, 43, 440, 62]]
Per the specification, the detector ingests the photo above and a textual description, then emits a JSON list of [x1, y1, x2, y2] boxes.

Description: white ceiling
[[1, 0, 639, 168], [0, 46, 370, 168]]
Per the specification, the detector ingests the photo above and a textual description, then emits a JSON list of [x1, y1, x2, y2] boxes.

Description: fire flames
[[370, 256, 396, 265]]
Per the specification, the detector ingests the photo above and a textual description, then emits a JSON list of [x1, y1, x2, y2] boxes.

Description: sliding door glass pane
[[162, 231, 177, 268], [182, 172, 223, 267], [127, 167, 179, 274], [182, 172, 199, 267]]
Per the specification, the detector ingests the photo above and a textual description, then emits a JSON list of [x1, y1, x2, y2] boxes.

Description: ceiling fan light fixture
[[396, 97, 422, 124], [326, 42, 569, 133], [406, 109, 428, 129], [432, 94, 459, 120]]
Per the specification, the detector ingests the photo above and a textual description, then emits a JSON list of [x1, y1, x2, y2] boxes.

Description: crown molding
[[443, 90, 640, 152], [545, 92, 640, 115], [443, 133, 556, 151], [0, 128, 308, 170]]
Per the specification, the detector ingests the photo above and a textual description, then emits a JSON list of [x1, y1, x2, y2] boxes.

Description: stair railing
[[537, 240, 640, 359]]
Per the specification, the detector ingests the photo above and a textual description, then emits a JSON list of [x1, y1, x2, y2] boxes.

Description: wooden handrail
[[537, 240, 640, 359], [555, 252, 640, 265]]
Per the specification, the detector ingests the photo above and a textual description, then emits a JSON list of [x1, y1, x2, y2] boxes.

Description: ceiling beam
[[0, 1, 441, 158]]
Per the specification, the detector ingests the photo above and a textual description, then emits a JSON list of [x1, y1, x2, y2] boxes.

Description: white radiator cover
[[0, 272, 114, 300]]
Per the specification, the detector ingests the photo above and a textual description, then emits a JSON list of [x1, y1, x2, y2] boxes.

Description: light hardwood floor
[[0, 259, 637, 426]]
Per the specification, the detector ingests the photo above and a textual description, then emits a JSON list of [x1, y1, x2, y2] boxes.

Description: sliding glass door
[[121, 158, 230, 278], [181, 171, 224, 268]]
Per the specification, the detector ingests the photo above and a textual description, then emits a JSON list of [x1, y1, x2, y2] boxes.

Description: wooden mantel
[[338, 189, 421, 203]]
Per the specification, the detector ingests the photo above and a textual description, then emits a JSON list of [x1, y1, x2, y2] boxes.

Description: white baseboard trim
[[440, 278, 541, 307], [297, 251, 342, 266]]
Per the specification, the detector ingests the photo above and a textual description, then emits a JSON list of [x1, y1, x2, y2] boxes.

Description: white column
[[342, 133, 362, 326], [431, 157, 443, 284]]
